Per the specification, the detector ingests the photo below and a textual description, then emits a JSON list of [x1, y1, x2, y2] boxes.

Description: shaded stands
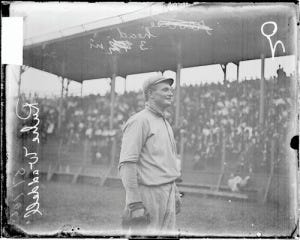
[[17, 73, 293, 202], [20, 4, 297, 202]]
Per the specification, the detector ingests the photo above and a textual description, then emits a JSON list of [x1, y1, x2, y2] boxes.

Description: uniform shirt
[[119, 104, 180, 186]]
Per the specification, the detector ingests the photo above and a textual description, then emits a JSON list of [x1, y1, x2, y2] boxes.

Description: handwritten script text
[[261, 21, 286, 59]]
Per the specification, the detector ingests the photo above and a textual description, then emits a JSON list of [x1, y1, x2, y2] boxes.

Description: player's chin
[[164, 99, 172, 106]]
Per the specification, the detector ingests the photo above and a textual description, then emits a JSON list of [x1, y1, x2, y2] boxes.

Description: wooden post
[[263, 139, 275, 203], [109, 74, 116, 130], [124, 76, 127, 94], [57, 74, 65, 171], [18, 66, 23, 98], [259, 54, 265, 126], [109, 55, 117, 130], [221, 64, 227, 84], [175, 63, 182, 128], [58, 60, 66, 133], [58, 76, 65, 133], [101, 135, 117, 186], [80, 82, 83, 97], [216, 129, 226, 191], [58, 77, 64, 168], [175, 41, 182, 128], [65, 79, 70, 98], [237, 62, 240, 82]]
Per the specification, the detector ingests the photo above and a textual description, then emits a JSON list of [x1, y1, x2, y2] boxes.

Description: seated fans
[[19, 73, 292, 172]]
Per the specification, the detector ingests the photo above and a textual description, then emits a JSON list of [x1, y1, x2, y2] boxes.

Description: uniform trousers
[[138, 181, 176, 234]]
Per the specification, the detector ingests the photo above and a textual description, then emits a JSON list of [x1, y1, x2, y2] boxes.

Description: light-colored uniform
[[119, 104, 181, 233]]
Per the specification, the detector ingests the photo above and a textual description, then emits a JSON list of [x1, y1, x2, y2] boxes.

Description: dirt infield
[[14, 181, 294, 237]]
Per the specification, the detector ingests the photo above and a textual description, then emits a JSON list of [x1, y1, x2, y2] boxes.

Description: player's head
[[143, 74, 174, 109]]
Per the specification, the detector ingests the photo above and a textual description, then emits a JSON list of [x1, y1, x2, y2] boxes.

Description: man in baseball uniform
[[119, 74, 182, 235]]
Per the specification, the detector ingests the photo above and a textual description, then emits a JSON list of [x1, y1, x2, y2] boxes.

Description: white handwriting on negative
[[23, 147, 42, 218], [16, 99, 40, 144], [108, 39, 133, 54], [261, 21, 285, 59], [151, 19, 213, 35], [117, 27, 157, 40], [23, 146, 38, 170], [89, 38, 104, 49], [139, 41, 148, 51]]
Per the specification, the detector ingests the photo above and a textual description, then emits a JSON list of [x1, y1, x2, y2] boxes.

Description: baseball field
[[14, 179, 294, 237]]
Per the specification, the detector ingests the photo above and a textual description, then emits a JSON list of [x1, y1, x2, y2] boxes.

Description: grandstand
[[16, 70, 294, 202], [10, 3, 297, 216]]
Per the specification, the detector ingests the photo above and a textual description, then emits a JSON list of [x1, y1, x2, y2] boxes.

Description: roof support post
[[109, 55, 117, 130], [124, 76, 127, 94], [221, 64, 227, 84], [175, 41, 182, 128], [237, 62, 240, 82], [18, 66, 29, 98], [109, 74, 116, 130], [58, 60, 66, 133], [259, 54, 265, 127], [175, 62, 182, 128], [58, 76, 65, 133], [18, 66, 23, 98], [65, 79, 70, 98]]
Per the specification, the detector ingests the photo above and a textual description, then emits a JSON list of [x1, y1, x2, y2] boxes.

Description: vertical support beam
[[237, 62, 240, 82], [124, 76, 127, 94], [221, 64, 227, 84], [216, 128, 226, 191], [259, 54, 265, 126], [65, 79, 70, 98], [58, 76, 65, 133], [18, 66, 29, 98], [58, 60, 66, 133], [109, 74, 116, 130], [175, 63, 182, 128], [18, 66, 23, 98], [175, 41, 182, 128], [57, 76, 64, 168], [109, 55, 117, 130], [80, 81, 84, 108], [263, 139, 275, 203]]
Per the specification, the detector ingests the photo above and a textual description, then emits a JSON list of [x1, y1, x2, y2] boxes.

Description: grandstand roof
[[23, 3, 297, 83]]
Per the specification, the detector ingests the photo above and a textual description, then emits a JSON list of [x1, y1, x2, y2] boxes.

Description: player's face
[[150, 82, 173, 109]]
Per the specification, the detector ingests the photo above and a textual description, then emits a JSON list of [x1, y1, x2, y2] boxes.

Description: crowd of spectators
[[17, 69, 293, 174], [181, 74, 292, 174]]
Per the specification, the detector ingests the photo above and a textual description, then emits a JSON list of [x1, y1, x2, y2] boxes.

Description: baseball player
[[119, 74, 182, 235]]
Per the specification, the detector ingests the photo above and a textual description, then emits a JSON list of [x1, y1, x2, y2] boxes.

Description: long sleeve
[[119, 117, 148, 205], [119, 162, 142, 205], [119, 117, 148, 166]]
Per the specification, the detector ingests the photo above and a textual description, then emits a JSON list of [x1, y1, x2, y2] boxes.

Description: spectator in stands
[[20, 73, 291, 178], [276, 65, 287, 86]]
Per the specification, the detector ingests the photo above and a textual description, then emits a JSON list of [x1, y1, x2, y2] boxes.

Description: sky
[[9, 2, 297, 97]]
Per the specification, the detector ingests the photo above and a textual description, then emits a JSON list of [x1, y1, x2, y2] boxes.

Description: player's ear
[[148, 88, 154, 100]]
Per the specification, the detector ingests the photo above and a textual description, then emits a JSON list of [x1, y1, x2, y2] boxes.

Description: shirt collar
[[145, 102, 165, 118]]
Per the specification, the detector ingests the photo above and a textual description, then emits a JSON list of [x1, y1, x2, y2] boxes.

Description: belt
[[138, 181, 175, 188]]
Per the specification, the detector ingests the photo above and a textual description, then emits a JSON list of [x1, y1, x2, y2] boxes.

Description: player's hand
[[131, 208, 145, 218], [122, 202, 150, 230]]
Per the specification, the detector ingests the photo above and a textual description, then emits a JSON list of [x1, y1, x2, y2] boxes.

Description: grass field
[[12, 180, 295, 237]]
